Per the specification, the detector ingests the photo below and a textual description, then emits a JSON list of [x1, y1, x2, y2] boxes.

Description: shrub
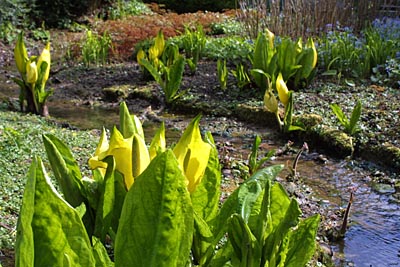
[[0, 0, 30, 42], [29, 0, 114, 28], [142, 0, 235, 13]]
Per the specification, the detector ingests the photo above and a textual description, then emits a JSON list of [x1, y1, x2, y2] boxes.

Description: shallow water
[[295, 159, 400, 266]]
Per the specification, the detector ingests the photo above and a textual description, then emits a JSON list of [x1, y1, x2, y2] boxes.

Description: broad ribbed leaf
[[15, 160, 36, 267], [264, 184, 302, 266], [285, 214, 320, 267], [42, 134, 84, 207], [16, 157, 96, 266], [213, 165, 282, 236], [115, 150, 193, 267]]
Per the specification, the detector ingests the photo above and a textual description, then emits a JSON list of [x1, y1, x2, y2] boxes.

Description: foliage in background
[[330, 100, 362, 136], [251, 30, 317, 91], [317, 20, 400, 82], [217, 59, 228, 90], [28, 0, 113, 28], [99, 10, 230, 60], [203, 36, 253, 62], [179, 25, 206, 74], [142, 0, 235, 13], [13, 32, 53, 116], [106, 0, 152, 20], [371, 58, 400, 88], [138, 32, 186, 104], [0, 0, 31, 42], [81, 30, 113, 67]]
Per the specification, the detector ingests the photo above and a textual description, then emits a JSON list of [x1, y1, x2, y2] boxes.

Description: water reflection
[[298, 160, 400, 266]]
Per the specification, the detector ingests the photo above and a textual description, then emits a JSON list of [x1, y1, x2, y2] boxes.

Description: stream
[[2, 91, 400, 266]]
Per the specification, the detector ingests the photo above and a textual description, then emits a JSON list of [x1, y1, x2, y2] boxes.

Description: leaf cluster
[[15, 103, 320, 266]]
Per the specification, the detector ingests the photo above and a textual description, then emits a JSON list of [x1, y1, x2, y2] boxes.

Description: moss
[[102, 84, 132, 101], [234, 104, 277, 126], [294, 114, 323, 130], [302, 125, 354, 157], [361, 142, 400, 172]]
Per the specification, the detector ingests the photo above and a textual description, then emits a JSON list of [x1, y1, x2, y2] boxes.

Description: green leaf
[[228, 214, 261, 267], [213, 165, 283, 236], [192, 211, 215, 265], [191, 131, 221, 224], [119, 101, 144, 139], [264, 184, 302, 266], [42, 134, 84, 207], [284, 214, 320, 267], [15, 161, 36, 267], [92, 236, 114, 267], [253, 179, 271, 244], [141, 58, 162, 84], [94, 156, 115, 242], [16, 157, 96, 266], [330, 103, 349, 128], [248, 135, 261, 174], [164, 54, 185, 103], [111, 171, 127, 235], [349, 100, 362, 135], [114, 150, 193, 267]]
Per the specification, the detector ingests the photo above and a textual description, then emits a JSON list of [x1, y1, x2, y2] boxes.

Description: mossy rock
[[303, 125, 354, 157], [102, 85, 132, 101], [294, 114, 323, 130], [234, 104, 277, 126], [129, 86, 158, 101], [361, 142, 400, 172]]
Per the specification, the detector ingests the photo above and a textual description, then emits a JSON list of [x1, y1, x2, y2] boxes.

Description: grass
[[0, 109, 98, 252]]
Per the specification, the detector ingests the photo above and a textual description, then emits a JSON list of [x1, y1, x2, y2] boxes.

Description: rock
[[102, 84, 132, 101]]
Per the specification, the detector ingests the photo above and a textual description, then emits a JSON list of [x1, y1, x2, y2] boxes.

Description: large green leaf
[[16, 157, 97, 267], [114, 150, 193, 267], [42, 134, 84, 207], [213, 165, 282, 237], [15, 160, 36, 267], [264, 184, 302, 266], [285, 214, 320, 267]]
